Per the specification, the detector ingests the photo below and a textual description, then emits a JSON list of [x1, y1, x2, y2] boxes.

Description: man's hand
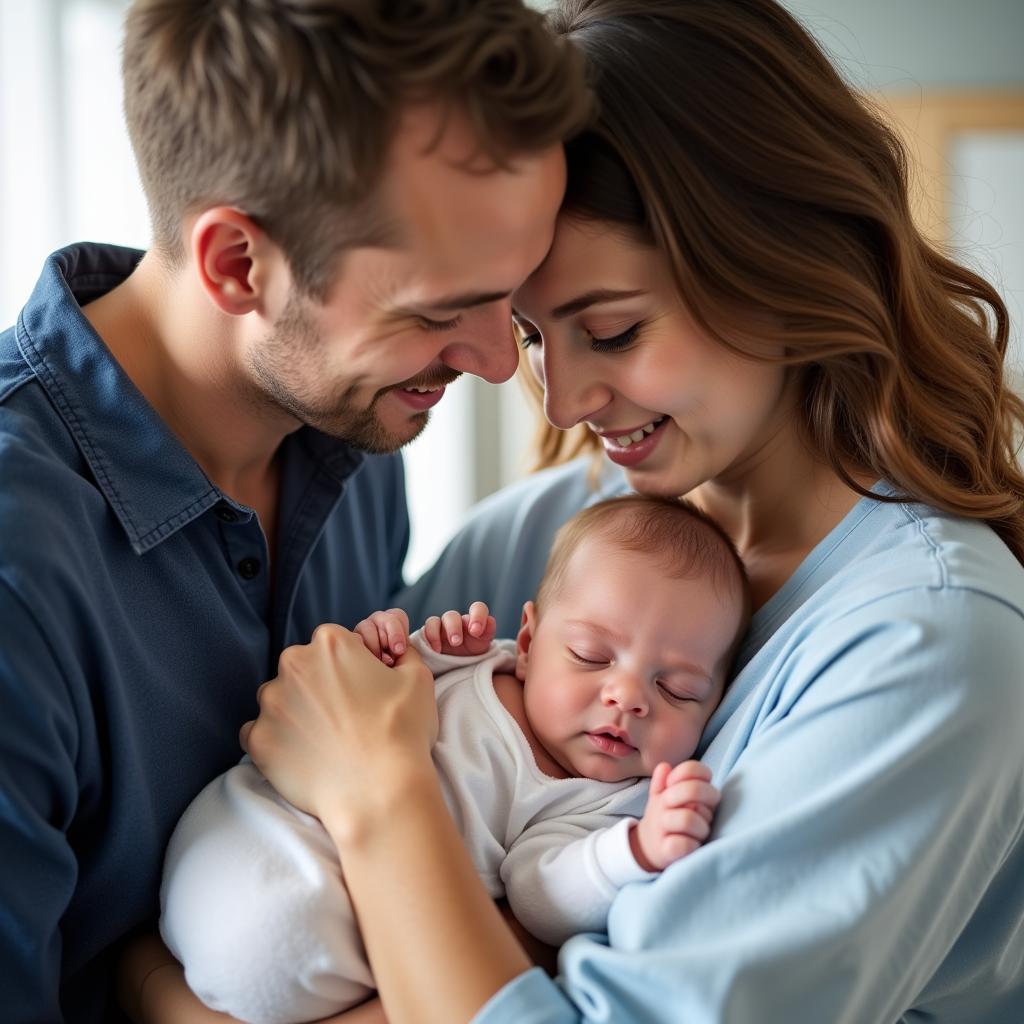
[[631, 761, 719, 872], [354, 602, 496, 664]]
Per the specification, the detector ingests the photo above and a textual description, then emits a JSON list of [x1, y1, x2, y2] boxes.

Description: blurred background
[[1, 0, 1021, 580]]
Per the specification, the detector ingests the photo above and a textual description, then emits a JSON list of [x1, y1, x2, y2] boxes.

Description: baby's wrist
[[628, 820, 661, 873]]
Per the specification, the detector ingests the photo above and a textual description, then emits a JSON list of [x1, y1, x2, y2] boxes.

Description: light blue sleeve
[[393, 457, 629, 638], [474, 586, 1024, 1023]]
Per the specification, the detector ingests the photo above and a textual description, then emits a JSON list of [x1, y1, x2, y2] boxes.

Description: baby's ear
[[514, 601, 537, 681]]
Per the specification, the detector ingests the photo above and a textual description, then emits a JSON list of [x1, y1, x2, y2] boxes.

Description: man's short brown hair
[[122, 0, 592, 298]]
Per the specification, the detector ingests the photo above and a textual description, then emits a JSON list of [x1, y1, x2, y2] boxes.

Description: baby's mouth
[[586, 729, 636, 758]]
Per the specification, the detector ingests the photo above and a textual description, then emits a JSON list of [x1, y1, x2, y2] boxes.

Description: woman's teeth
[[404, 385, 442, 393], [612, 417, 664, 448]]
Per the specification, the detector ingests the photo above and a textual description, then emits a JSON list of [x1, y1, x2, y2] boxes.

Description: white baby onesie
[[160, 637, 653, 1024]]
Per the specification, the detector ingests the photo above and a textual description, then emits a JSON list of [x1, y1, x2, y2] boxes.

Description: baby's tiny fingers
[[683, 801, 714, 825], [354, 620, 383, 659], [659, 808, 711, 842], [441, 609, 464, 646], [650, 762, 672, 796], [423, 616, 443, 652], [466, 601, 490, 636], [663, 780, 720, 810], [383, 615, 407, 656], [667, 760, 712, 785]]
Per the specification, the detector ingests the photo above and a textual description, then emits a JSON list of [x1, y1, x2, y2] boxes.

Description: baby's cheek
[[655, 720, 702, 767]]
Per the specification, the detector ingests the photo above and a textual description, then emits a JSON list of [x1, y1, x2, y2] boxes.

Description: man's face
[[245, 104, 566, 452]]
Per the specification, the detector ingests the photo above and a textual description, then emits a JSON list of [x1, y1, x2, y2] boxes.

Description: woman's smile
[[591, 415, 668, 467]]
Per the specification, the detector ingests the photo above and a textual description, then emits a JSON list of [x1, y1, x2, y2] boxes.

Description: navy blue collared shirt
[[0, 244, 409, 1023]]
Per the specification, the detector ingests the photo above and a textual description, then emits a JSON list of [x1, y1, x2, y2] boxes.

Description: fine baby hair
[[537, 493, 751, 630]]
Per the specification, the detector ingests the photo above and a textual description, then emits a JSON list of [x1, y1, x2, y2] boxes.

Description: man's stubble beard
[[245, 292, 428, 455]]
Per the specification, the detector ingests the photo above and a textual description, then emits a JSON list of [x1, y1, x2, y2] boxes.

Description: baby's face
[[519, 538, 742, 782]]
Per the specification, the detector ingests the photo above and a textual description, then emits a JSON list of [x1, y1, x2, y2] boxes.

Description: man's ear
[[514, 601, 537, 681], [190, 207, 279, 318]]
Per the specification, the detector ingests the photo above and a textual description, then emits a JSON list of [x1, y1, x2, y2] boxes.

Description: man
[[0, 1, 590, 1019]]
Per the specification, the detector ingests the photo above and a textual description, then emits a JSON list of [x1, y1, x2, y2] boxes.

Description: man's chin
[[317, 410, 429, 455]]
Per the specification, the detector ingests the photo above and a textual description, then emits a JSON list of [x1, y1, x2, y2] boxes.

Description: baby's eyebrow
[[662, 660, 714, 685], [565, 619, 629, 646]]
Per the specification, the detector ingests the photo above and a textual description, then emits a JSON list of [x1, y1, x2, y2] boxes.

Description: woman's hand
[[239, 624, 437, 836]]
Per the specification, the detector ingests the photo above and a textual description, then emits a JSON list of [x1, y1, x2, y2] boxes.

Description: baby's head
[[515, 495, 750, 782]]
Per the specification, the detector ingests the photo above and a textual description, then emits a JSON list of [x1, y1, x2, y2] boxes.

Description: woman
[[131, 0, 1024, 1020]]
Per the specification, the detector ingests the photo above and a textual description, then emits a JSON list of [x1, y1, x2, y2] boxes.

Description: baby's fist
[[632, 761, 719, 872]]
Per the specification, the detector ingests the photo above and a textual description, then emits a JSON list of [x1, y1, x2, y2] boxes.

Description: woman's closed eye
[[516, 322, 643, 351], [590, 322, 641, 353]]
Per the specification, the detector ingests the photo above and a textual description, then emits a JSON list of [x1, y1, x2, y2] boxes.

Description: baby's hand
[[631, 761, 719, 872], [353, 607, 411, 666], [423, 601, 496, 657]]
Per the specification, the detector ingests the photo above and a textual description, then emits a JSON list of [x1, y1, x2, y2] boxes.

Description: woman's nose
[[535, 345, 612, 430]]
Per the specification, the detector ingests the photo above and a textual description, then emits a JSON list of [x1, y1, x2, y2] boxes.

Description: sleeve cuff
[[592, 817, 659, 889], [472, 967, 578, 1024]]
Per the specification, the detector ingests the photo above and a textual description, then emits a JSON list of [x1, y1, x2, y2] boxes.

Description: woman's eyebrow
[[550, 288, 646, 320], [513, 288, 647, 324]]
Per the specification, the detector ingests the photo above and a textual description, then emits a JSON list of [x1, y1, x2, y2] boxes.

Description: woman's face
[[512, 216, 791, 497]]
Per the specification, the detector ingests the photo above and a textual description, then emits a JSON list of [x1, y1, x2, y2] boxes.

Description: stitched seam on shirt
[[899, 502, 949, 590], [133, 489, 221, 551], [16, 316, 221, 551], [833, 579, 1024, 628], [0, 364, 35, 405], [15, 318, 139, 545]]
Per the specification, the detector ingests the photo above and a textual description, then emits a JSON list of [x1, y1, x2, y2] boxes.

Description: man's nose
[[438, 301, 519, 384], [601, 672, 649, 717], [537, 343, 612, 430]]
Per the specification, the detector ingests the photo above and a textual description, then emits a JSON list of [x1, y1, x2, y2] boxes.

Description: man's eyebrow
[[513, 288, 647, 324], [418, 290, 513, 313]]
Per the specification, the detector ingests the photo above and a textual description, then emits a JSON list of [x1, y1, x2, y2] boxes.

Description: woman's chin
[[620, 461, 696, 499]]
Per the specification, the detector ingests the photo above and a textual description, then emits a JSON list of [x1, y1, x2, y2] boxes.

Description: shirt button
[[216, 505, 239, 523], [237, 557, 261, 580]]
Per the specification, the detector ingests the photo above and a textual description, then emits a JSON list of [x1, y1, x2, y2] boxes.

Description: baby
[[160, 495, 749, 1024]]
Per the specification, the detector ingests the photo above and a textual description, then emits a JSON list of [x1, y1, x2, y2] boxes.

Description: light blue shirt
[[399, 460, 1024, 1023]]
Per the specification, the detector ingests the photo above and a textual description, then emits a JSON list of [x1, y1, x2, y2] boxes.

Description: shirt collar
[[16, 243, 363, 554]]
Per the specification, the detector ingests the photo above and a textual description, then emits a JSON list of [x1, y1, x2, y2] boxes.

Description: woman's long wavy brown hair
[[537, 0, 1024, 563]]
